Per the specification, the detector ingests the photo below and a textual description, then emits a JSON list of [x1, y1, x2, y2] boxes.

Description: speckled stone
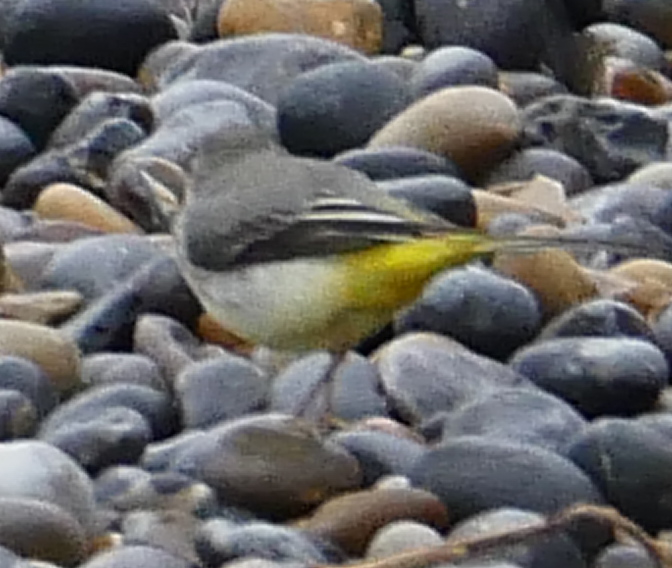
[[368, 86, 521, 181]]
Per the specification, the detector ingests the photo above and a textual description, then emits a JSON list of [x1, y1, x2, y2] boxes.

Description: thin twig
[[314, 504, 672, 568]]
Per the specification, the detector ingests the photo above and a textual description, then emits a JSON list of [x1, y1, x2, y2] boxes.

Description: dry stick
[[314, 504, 672, 568]]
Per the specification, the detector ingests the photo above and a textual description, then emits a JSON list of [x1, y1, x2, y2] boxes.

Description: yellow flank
[[340, 232, 497, 311]]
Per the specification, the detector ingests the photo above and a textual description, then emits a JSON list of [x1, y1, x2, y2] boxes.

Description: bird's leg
[[295, 351, 346, 431]]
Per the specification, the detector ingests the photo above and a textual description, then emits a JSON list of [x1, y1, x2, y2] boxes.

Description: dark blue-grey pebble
[[568, 417, 672, 533], [329, 430, 424, 486], [411, 46, 498, 98], [480, 147, 593, 196], [0, 67, 79, 150], [497, 71, 568, 107], [78, 545, 193, 568], [0, 356, 57, 418], [522, 95, 669, 183], [447, 508, 586, 568], [277, 61, 411, 157], [270, 351, 387, 422], [81, 353, 166, 392], [433, 387, 586, 455], [539, 299, 654, 342], [377, 334, 532, 424], [509, 337, 668, 417], [40, 406, 151, 473], [141, 430, 213, 472], [652, 301, 672, 364], [333, 146, 460, 181], [377, 175, 476, 227], [593, 543, 656, 568], [196, 520, 328, 567], [39, 234, 162, 301], [395, 267, 541, 361], [0, 116, 34, 186], [39, 382, 178, 441], [3, 0, 178, 76], [176, 353, 268, 429]]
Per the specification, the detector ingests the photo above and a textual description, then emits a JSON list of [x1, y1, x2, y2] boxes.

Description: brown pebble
[[0, 320, 81, 394], [494, 248, 598, 318], [368, 86, 521, 181], [217, 0, 382, 54], [34, 183, 142, 234], [472, 189, 566, 231], [0, 497, 87, 566], [294, 487, 449, 556], [607, 258, 672, 319], [0, 290, 82, 324]]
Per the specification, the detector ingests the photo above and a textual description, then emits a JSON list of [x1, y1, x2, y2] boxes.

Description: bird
[[171, 124, 660, 421]]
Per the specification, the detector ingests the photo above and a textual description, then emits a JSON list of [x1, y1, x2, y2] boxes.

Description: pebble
[[432, 387, 586, 455], [0, 290, 82, 325], [79, 545, 193, 568], [365, 520, 443, 559], [446, 508, 586, 568], [3, 0, 178, 75], [395, 266, 541, 360], [567, 417, 672, 532], [167, 414, 362, 518], [0, 390, 37, 440], [0, 116, 35, 187], [80, 353, 167, 392], [196, 520, 328, 566], [497, 71, 568, 107], [410, 46, 499, 98], [585, 22, 665, 70], [277, 61, 411, 157], [217, 0, 383, 54], [0, 320, 81, 394], [368, 86, 521, 181], [593, 543, 656, 568], [375, 333, 531, 424], [521, 95, 669, 184], [0, 497, 87, 566], [0, 440, 98, 536], [33, 183, 141, 234], [294, 487, 449, 556], [333, 146, 460, 181], [0, 356, 57, 419], [175, 353, 268, 429]]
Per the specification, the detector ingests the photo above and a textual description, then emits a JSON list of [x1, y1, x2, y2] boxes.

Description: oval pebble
[[81, 353, 167, 392], [79, 545, 193, 568], [509, 337, 668, 417], [0, 356, 57, 418], [365, 520, 443, 559]]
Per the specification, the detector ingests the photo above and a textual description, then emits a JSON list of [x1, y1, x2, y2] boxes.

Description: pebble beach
[[0, 0, 671, 567]]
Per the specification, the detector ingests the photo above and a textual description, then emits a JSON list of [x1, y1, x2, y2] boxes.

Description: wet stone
[[196, 521, 328, 566], [395, 266, 541, 361], [176, 353, 268, 429], [377, 175, 476, 227], [3, 0, 178, 76], [522, 95, 669, 184], [333, 146, 460, 181], [270, 351, 387, 423], [0, 440, 98, 536], [446, 508, 586, 568], [0, 497, 87, 566], [294, 487, 449, 556], [568, 417, 672, 533], [40, 405, 152, 474], [328, 429, 425, 486], [81, 353, 167, 392], [432, 387, 586, 456], [376, 333, 531, 424], [167, 414, 362, 518], [410, 46, 499, 99], [277, 61, 411, 157], [509, 337, 668, 418]]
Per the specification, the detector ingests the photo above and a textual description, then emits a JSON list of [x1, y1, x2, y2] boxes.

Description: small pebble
[[365, 520, 442, 559]]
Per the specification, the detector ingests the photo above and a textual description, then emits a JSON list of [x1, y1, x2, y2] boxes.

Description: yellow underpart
[[340, 233, 498, 311]]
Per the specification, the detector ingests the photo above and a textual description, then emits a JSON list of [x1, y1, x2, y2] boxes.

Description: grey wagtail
[[172, 125, 655, 370]]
